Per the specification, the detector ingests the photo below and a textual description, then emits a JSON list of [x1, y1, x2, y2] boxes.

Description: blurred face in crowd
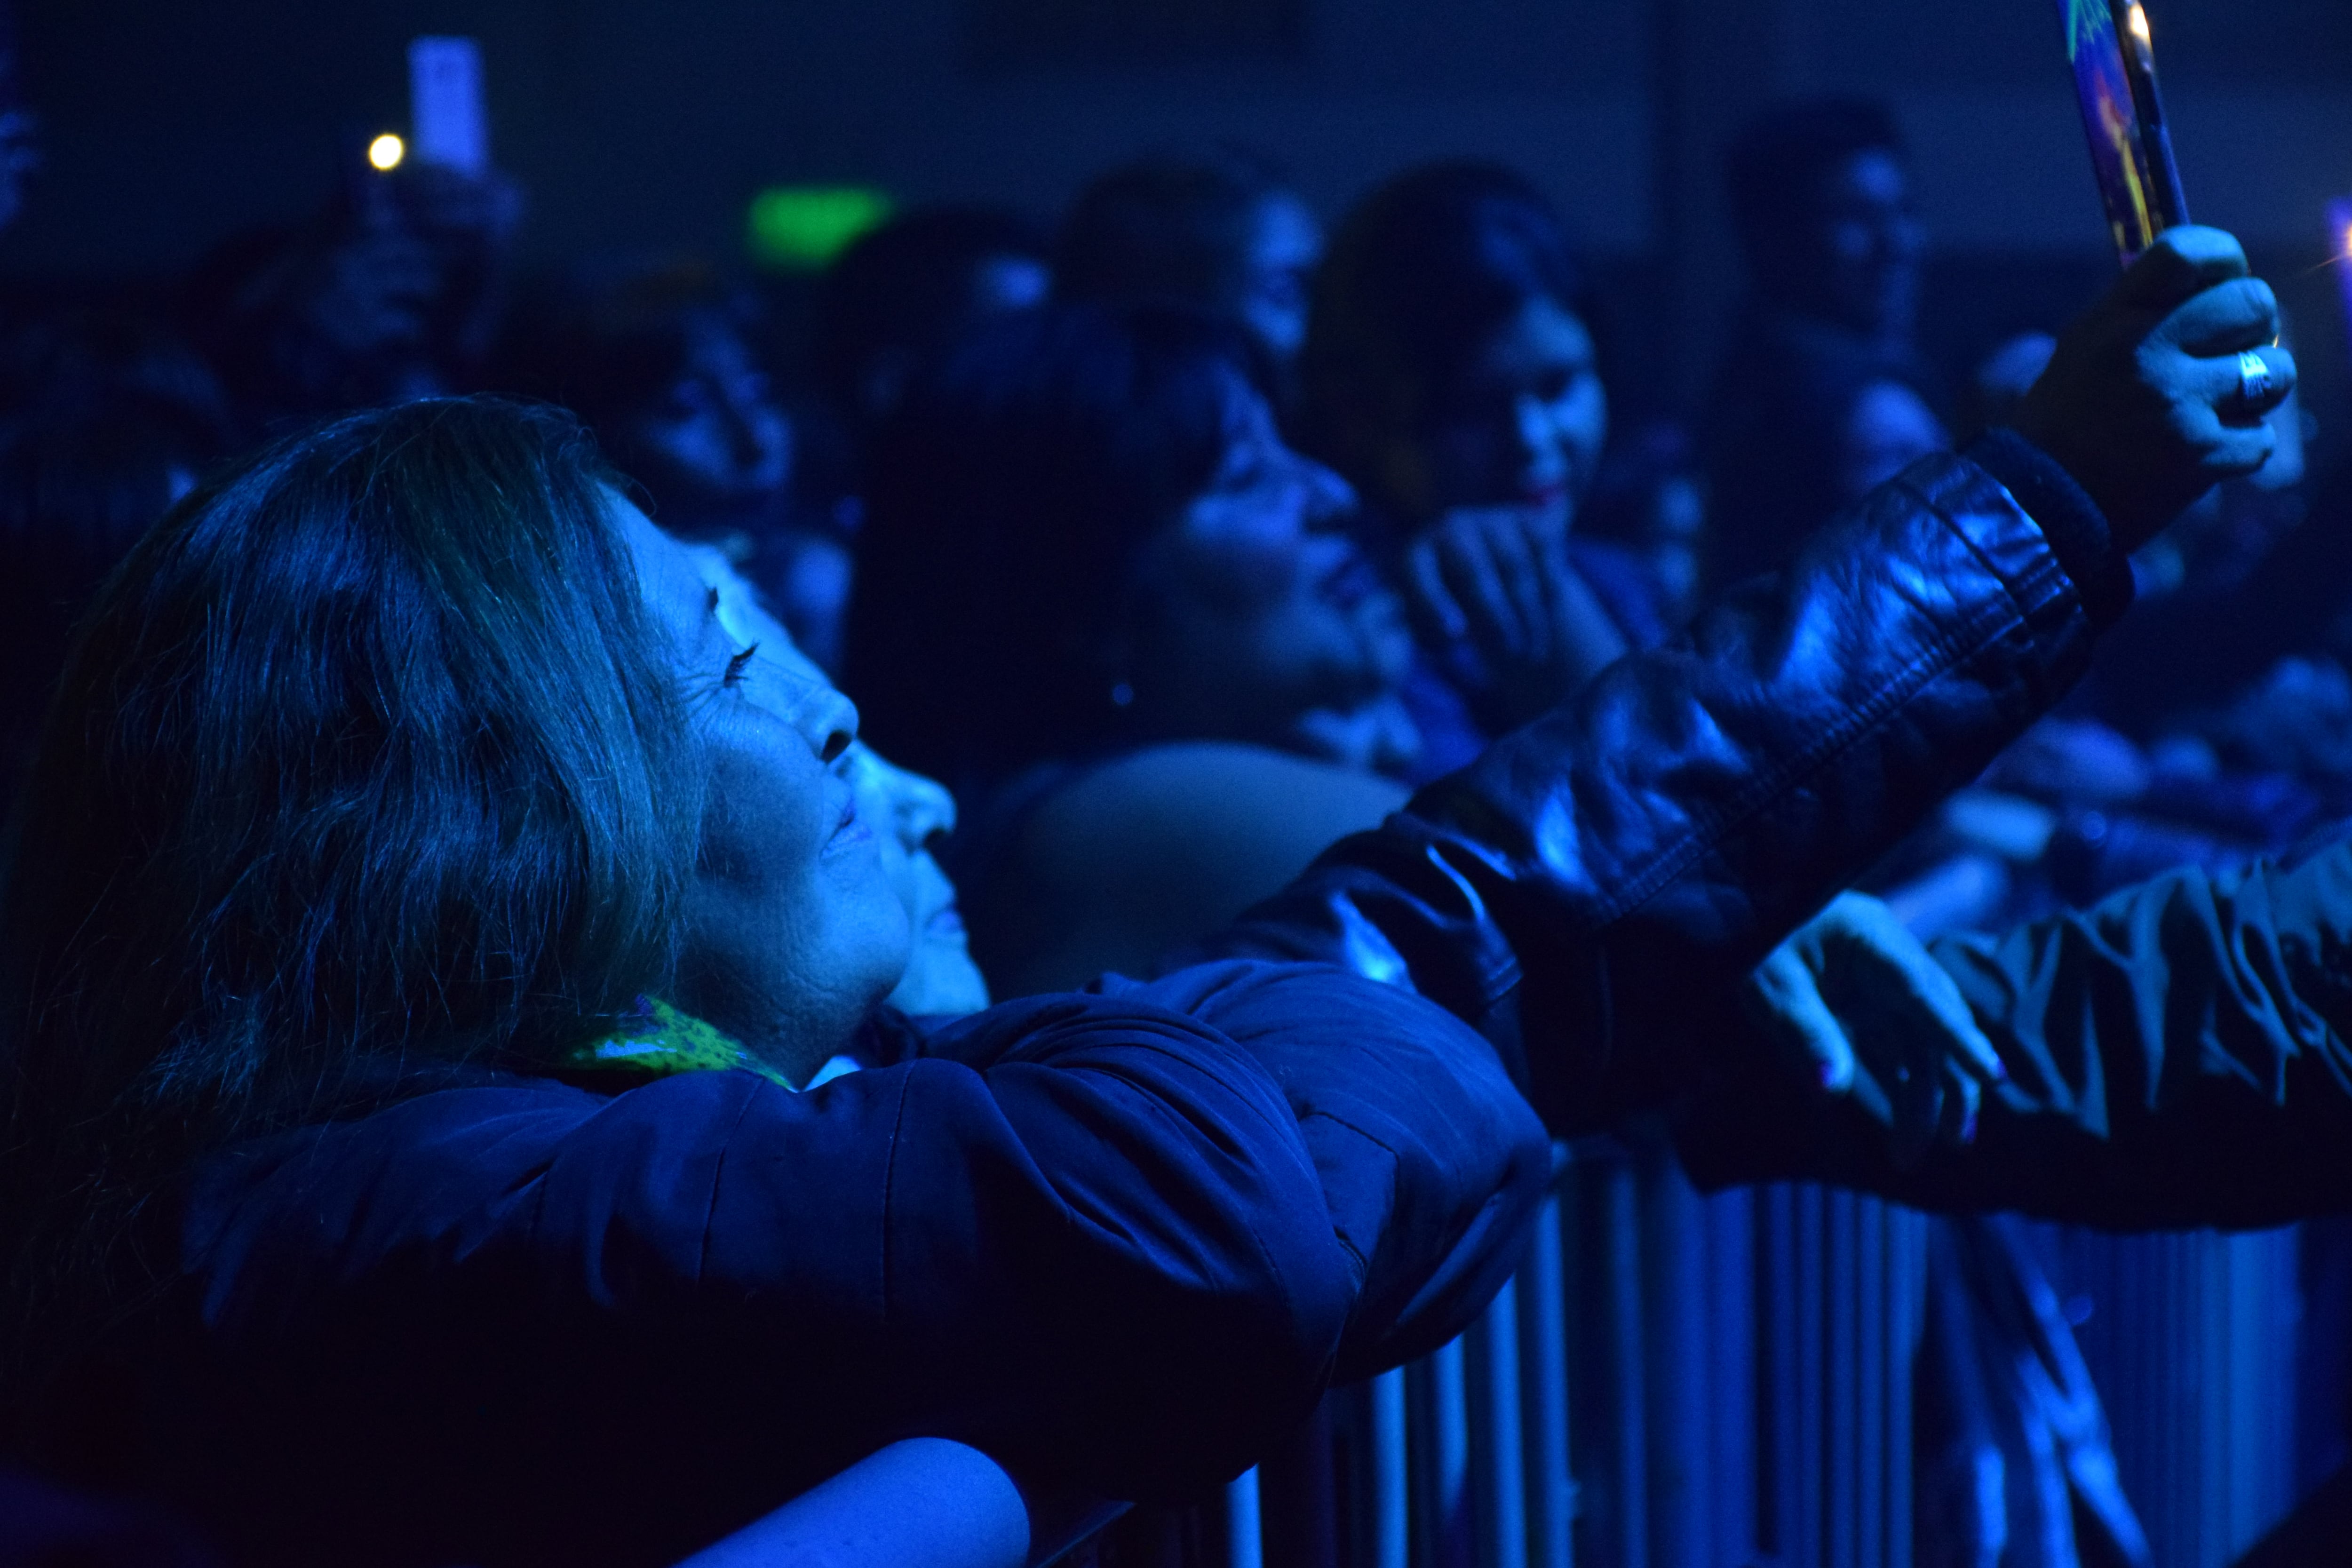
[[1129, 369, 1413, 749], [619, 313, 793, 521], [617, 496, 911, 1081], [1796, 149, 1923, 342], [1410, 294, 1610, 525], [1836, 379, 1947, 503], [1232, 192, 1322, 367], [688, 541, 990, 1019], [971, 250, 1053, 318]]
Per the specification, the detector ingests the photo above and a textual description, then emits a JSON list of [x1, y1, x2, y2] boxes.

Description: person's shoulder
[[1062, 740, 1408, 825], [1025, 741, 1406, 882]]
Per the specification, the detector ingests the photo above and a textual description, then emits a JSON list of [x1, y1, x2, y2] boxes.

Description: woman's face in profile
[[686, 541, 991, 1020], [613, 495, 911, 1079], [1133, 373, 1413, 746], [1416, 294, 1609, 523]]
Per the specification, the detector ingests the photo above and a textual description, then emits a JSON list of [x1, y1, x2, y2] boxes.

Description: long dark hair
[[846, 302, 1253, 787], [0, 398, 699, 1405], [1300, 161, 1598, 493]]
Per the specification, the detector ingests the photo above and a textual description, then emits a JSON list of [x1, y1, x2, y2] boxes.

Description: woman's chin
[[887, 945, 992, 1018]]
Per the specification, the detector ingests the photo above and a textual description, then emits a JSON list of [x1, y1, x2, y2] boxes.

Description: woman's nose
[[893, 767, 958, 847], [791, 685, 859, 764], [1296, 455, 1358, 532]]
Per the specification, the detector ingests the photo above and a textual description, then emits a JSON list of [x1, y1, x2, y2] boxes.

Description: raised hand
[[1401, 502, 1629, 726], [2013, 226, 2296, 550]]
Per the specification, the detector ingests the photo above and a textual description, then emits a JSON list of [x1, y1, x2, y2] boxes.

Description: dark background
[[14, 0, 2352, 418]]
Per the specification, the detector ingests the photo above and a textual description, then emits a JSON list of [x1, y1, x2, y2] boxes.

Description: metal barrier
[[1208, 1144, 2301, 1568], [2028, 1224, 2304, 1568]]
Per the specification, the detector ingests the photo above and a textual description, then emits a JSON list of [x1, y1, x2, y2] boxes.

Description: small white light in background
[[367, 133, 406, 171]]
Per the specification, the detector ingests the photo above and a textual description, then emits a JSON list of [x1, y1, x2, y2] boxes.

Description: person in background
[[1705, 97, 1943, 588], [0, 0, 40, 241], [0, 312, 232, 817], [1573, 418, 1711, 631], [1055, 148, 1322, 394], [495, 263, 852, 673], [849, 303, 1418, 995], [1300, 161, 1667, 777], [810, 204, 1050, 461], [184, 156, 522, 430], [852, 229, 2285, 1005]]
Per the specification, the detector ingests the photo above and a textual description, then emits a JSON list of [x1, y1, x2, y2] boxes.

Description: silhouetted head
[[849, 303, 1405, 787], [1057, 149, 1321, 371], [1726, 97, 1922, 342], [0, 399, 912, 1381], [1302, 161, 1608, 525], [813, 205, 1051, 438], [502, 264, 792, 533]]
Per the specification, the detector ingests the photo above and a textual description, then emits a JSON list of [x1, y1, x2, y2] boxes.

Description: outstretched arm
[[1180, 229, 2293, 1135], [1684, 828, 2352, 1229]]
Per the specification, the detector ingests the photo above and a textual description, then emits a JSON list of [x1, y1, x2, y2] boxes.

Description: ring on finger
[[2239, 350, 2277, 406]]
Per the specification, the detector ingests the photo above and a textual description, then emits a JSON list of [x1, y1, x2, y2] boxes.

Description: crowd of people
[[4, 65, 2352, 1568]]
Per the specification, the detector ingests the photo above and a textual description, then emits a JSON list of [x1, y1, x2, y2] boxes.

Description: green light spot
[[747, 186, 895, 270]]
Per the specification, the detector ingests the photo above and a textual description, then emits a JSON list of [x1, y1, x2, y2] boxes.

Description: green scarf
[[559, 995, 795, 1089]]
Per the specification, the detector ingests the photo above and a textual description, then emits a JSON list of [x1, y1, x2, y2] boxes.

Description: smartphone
[[408, 36, 488, 175], [2057, 0, 2188, 263]]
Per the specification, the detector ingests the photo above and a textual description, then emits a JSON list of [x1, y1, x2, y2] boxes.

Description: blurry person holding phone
[[185, 41, 522, 427]]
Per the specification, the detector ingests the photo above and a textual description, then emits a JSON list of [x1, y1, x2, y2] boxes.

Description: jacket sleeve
[[182, 992, 1357, 1516], [1677, 828, 2352, 1229], [1105, 960, 1556, 1381], [1178, 448, 2123, 1132]]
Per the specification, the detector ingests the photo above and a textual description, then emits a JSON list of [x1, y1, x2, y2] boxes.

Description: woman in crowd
[[849, 302, 1422, 994], [0, 224, 2288, 1566], [494, 265, 856, 671], [1299, 160, 1667, 775], [0, 396, 1543, 1568], [1055, 147, 1323, 389]]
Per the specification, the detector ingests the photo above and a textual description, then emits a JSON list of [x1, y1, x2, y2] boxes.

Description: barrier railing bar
[[1520, 1190, 1574, 1568], [1474, 1278, 1529, 1568], [1225, 1467, 1262, 1568], [1372, 1367, 1410, 1568]]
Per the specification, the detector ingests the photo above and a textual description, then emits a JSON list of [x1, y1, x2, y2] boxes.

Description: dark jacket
[[115, 432, 2119, 1566], [129, 969, 1544, 1568]]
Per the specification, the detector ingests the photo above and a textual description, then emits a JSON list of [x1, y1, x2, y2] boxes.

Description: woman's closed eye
[[723, 644, 760, 688]]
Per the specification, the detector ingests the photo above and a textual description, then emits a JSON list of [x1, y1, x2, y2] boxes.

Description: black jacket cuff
[[1966, 427, 2134, 629]]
